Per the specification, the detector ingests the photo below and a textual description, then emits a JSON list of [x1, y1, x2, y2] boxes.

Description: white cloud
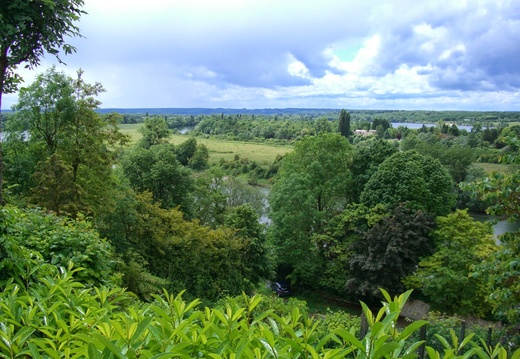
[[2, 0, 520, 110]]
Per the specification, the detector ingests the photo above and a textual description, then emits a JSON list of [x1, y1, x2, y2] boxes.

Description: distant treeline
[[100, 108, 520, 126]]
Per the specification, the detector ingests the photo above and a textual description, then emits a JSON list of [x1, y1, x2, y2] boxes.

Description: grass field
[[118, 123, 293, 165], [474, 162, 512, 174]]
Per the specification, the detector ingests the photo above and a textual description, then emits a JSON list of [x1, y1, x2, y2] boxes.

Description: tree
[[225, 204, 273, 285], [471, 135, 520, 322], [138, 116, 171, 149], [269, 133, 354, 285], [338, 109, 351, 138], [99, 191, 256, 301], [314, 116, 332, 134], [0, 0, 85, 205], [346, 203, 436, 300], [188, 143, 209, 170], [413, 141, 476, 183], [175, 136, 197, 166], [121, 143, 194, 213], [350, 137, 398, 202], [360, 150, 456, 216], [313, 203, 385, 295], [10, 68, 128, 216], [404, 210, 496, 317], [371, 118, 390, 132]]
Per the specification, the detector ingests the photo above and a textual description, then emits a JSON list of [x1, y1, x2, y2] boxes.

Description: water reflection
[[471, 213, 520, 237]]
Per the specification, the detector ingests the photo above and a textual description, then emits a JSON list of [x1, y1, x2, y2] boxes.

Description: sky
[[3, 0, 520, 110]]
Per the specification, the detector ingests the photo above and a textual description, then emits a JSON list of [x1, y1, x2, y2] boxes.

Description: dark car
[[270, 281, 290, 297]]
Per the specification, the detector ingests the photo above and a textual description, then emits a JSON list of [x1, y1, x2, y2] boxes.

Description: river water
[[391, 122, 473, 131], [471, 213, 520, 237]]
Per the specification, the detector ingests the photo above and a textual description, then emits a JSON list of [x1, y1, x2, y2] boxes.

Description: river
[[391, 122, 473, 131], [471, 213, 520, 237]]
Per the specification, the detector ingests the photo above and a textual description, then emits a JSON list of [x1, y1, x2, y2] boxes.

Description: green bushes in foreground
[[0, 262, 518, 359]]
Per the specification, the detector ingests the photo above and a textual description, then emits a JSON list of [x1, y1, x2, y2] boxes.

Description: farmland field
[[118, 123, 293, 165]]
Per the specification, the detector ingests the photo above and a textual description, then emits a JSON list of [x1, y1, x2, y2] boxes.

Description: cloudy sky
[[3, 0, 520, 110]]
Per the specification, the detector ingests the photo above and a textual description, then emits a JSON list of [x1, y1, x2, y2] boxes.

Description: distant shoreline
[[2, 108, 519, 116]]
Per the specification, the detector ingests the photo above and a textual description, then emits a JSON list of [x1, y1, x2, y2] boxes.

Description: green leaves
[[0, 272, 518, 359], [360, 150, 456, 217]]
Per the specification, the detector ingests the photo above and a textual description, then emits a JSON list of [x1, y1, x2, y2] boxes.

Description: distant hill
[[95, 108, 341, 115]]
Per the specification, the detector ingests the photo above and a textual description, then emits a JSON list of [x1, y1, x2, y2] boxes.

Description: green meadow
[[118, 123, 293, 165], [475, 162, 512, 174]]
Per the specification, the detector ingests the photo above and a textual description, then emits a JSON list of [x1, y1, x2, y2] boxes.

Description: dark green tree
[[175, 137, 198, 166], [371, 118, 390, 131], [346, 203, 436, 300], [338, 109, 351, 138], [0, 0, 85, 205], [360, 150, 456, 216]]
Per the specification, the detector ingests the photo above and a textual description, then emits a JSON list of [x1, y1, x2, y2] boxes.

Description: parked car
[[270, 281, 290, 297]]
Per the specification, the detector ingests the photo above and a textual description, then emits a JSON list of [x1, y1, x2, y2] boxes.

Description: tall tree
[[0, 0, 85, 205], [11, 67, 128, 216], [338, 109, 351, 139], [269, 133, 354, 285]]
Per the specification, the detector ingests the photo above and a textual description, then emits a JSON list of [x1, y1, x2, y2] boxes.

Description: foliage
[[404, 210, 497, 317], [215, 292, 309, 320], [0, 205, 116, 287], [269, 133, 354, 285], [98, 190, 260, 302], [174, 136, 197, 165], [313, 203, 385, 294], [121, 143, 194, 212], [0, 0, 84, 94], [334, 290, 430, 359], [315, 309, 361, 345], [7, 67, 127, 216], [409, 311, 518, 355], [339, 109, 351, 138], [470, 135, 520, 323], [138, 116, 171, 148], [190, 170, 228, 227], [477, 230, 520, 324], [1, 0, 85, 204], [0, 260, 518, 359], [225, 204, 274, 284], [350, 137, 399, 201], [361, 150, 456, 216], [346, 203, 436, 300]]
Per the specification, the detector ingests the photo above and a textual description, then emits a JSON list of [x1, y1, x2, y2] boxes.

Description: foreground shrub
[[0, 205, 117, 286]]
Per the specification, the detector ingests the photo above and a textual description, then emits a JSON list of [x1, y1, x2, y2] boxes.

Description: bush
[[0, 205, 117, 286]]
